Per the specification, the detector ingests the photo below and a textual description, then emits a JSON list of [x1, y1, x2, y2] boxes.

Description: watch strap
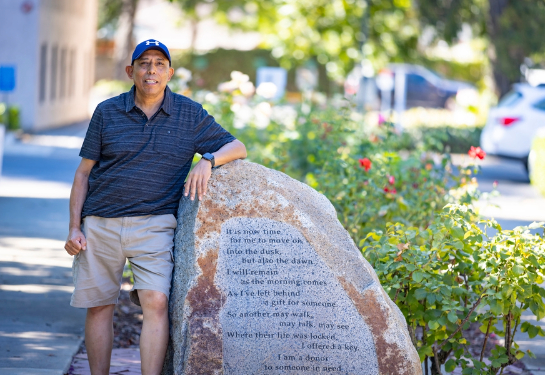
[[202, 153, 215, 167]]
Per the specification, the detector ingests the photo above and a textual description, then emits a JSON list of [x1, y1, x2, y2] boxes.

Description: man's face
[[126, 50, 174, 97]]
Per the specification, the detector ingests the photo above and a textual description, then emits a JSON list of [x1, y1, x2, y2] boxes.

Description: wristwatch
[[202, 153, 215, 167]]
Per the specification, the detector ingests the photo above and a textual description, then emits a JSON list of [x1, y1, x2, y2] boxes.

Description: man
[[64, 39, 246, 375]]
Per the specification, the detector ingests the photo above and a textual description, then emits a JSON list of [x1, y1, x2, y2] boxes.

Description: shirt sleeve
[[194, 105, 236, 155], [79, 105, 103, 161]]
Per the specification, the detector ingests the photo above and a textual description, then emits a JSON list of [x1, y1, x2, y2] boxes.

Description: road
[[0, 124, 87, 374]]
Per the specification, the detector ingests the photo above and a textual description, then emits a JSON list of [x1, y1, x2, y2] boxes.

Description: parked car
[[480, 84, 545, 172], [345, 64, 476, 110]]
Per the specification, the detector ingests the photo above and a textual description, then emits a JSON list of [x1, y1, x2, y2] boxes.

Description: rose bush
[[192, 76, 543, 374], [364, 205, 545, 374]]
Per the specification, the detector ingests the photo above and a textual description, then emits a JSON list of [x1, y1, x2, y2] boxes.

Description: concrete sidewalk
[[0, 124, 86, 374]]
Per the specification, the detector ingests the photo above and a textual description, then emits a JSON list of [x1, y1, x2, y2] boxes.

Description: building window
[[69, 49, 75, 97], [50, 45, 58, 101], [39, 43, 47, 103], [60, 48, 67, 98]]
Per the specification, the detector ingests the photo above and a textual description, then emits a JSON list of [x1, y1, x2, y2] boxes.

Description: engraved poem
[[217, 218, 379, 375]]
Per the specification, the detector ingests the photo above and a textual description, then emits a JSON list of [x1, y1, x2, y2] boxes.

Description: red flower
[[388, 175, 395, 185], [468, 146, 486, 160], [384, 187, 397, 194], [359, 158, 372, 172], [391, 188, 397, 194], [384, 187, 390, 193]]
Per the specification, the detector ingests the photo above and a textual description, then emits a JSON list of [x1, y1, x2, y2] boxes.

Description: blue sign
[[0, 66, 16, 92], [256, 67, 287, 100]]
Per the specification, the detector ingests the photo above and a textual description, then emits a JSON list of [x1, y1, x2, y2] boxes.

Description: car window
[[533, 97, 545, 111], [498, 91, 522, 107], [407, 74, 433, 90]]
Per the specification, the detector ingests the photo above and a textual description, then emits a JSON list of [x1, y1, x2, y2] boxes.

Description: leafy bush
[[0, 103, 20, 131], [198, 82, 543, 374], [364, 205, 545, 374]]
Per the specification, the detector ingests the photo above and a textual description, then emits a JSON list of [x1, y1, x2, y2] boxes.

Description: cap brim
[[132, 46, 171, 64]]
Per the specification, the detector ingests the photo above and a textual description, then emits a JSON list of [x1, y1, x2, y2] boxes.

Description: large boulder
[[163, 160, 422, 375]]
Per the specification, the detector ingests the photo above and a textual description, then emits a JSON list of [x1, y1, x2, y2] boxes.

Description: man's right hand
[[65, 228, 87, 256]]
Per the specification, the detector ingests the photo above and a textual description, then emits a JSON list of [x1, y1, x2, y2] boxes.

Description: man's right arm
[[64, 158, 97, 256]]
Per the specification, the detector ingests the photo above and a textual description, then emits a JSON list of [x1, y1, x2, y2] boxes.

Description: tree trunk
[[487, 0, 511, 98], [113, 0, 139, 81], [189, 17, 198, 53]]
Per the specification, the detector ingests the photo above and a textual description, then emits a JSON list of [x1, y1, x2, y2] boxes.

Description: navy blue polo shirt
[[79, 85, 236, 218]]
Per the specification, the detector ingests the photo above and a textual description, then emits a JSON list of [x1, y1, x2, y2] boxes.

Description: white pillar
[[394, 67, 406, 131]]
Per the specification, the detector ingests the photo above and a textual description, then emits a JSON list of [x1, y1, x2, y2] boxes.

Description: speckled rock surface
[[163, 160, 422, 375]]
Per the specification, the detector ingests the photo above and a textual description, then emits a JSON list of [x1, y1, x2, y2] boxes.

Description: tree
[[417, 0, 545, 98], [168, 0, 421, 82], [98, 0, 139, 80]]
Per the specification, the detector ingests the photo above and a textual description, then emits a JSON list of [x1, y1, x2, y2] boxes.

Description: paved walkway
[[68, 349, 141, 375], [0, 125, 86, 374]]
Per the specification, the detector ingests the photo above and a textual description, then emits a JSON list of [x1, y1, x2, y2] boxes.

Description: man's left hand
[[184, 159, 212, 201]]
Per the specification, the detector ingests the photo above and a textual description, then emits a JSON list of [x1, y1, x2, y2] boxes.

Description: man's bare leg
[[85, 304, 115, 375], [138, 289, 169, 375]]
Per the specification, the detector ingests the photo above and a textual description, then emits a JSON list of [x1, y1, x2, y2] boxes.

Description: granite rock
[[163, 160, 422, 375]]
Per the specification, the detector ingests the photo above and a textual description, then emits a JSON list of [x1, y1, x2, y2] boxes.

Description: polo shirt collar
[[125, 85, 173, 116]]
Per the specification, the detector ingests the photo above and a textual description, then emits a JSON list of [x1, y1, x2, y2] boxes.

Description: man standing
[[64, 39, 246, 375]]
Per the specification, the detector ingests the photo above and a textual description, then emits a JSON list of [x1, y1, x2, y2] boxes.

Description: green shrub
[[364, 206, 545, 374], [7, 105, 20, 131], [406, 125, 483, 154], [0, 103, 21, 131], [200, 89, 540, 374]]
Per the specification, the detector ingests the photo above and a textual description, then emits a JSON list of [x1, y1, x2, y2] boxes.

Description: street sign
[[376, 68, 394, 92], [0, 66, 16, 92], [256, 67, 287, 100]]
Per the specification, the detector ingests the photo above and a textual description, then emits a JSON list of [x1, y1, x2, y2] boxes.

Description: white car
[[480, 84, 545, 171]]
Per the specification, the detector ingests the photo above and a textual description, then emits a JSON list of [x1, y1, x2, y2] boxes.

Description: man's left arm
[[184, 139, 247, 201]]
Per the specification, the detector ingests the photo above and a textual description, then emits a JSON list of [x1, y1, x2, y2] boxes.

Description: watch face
[[203, 153, 215, 166]]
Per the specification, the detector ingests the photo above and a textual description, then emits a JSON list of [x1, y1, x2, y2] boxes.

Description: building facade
[[0, 0, 97, 131]]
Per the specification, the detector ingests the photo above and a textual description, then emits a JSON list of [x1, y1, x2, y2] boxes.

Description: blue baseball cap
[[131, 39, 171, 66]]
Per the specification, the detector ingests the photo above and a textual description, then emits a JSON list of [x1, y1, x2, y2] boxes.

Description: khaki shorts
[[70, 214, 176, 308]]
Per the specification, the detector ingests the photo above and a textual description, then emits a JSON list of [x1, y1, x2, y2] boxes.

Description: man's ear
[[125, 65, 134, 80], [167, 67, 174, 82]]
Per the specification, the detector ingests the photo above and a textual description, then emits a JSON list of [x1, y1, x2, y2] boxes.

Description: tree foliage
[[417, 0, 545, 97], [127, 0, 545, 94], [168, 0, 421, 80]]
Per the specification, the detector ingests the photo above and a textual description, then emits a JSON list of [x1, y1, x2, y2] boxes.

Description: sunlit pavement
[[0, 126, 86, 374], [68, 349, 141, 375]]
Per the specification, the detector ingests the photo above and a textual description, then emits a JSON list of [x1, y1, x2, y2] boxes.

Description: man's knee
[[138, 290, 168, 314], [87, 304, 115, 320]]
